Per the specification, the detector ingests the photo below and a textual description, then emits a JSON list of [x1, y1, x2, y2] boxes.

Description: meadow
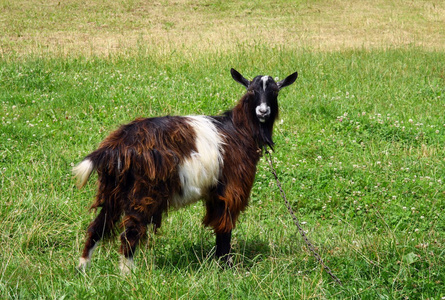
[[1, 0, 445, 298]]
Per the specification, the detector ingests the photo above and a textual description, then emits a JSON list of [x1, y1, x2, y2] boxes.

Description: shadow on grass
[[149, 235, 271, 271]]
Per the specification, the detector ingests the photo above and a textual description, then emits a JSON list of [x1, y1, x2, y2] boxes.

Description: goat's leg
[[204, 196, 237, 267], [150, 212, 163, 234], [119, 213, 148, 274], [215, 231, 233, 267], [78, 207, 118, 271]]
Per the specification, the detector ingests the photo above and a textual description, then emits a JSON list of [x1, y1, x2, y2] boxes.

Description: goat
[[74, 68, 298, 272]]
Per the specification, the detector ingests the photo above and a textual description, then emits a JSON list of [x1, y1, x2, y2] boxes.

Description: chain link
[[264, 147, 343, 286]]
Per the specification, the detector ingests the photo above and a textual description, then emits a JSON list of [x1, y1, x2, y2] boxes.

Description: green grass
[[1, 46, 444, 298], [1, 0, 445, 297]]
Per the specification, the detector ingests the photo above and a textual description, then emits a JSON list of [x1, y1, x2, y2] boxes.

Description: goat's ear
[[231, 68, 250, 88], [277, 71, 298, 90]]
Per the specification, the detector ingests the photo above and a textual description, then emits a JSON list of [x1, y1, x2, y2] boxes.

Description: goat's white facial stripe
[[171, 116, 224, 208], [261, 76, 269, 91]]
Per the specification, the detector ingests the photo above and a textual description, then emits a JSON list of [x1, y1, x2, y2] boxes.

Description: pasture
[[1, 0, 444, 298]]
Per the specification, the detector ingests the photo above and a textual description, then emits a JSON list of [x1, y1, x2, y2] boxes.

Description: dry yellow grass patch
[[1, 0, 444, 56]]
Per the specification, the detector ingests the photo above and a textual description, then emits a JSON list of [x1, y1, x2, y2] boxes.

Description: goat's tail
[[73, 158, 95, 188]]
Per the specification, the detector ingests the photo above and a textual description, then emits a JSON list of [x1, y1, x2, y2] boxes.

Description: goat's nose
[[259, 107, 268, 114]]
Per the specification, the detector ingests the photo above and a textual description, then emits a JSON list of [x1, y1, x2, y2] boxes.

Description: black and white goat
[[74, 68, 298, 272]]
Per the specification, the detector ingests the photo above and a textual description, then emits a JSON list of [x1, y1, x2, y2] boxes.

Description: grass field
[[1, 0, 445, 299]]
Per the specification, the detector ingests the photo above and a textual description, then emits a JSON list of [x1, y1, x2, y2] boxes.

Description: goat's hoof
[[119, 256, 135, 275], [77, 257, 90, 273], [217, 254, 234, 268]]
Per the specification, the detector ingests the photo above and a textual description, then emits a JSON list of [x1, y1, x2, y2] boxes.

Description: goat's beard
[[259, 121, 275, 150]]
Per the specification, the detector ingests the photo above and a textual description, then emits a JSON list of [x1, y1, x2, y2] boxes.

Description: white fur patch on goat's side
[[171, 115, 224, 208], [261, 75, 269, 91], [73, 159, 94, 188]]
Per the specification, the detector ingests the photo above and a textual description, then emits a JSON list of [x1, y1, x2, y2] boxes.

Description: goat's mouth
[[257, 113, 270, 123]]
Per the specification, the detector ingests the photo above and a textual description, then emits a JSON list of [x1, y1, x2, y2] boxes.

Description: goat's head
[[231, 68, 298, 124]]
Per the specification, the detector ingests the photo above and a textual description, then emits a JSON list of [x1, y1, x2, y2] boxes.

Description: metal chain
[[263, 147, 343, 286]]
